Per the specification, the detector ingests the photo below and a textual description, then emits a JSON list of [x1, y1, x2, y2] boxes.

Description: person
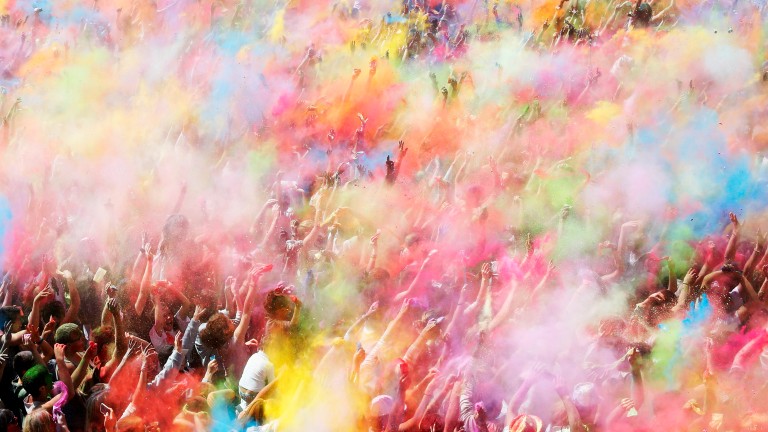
[[22, 408, 56, 432], [196, 264, 272, 374], [21, 345, 73, 414], [237, 348, 275, 412]]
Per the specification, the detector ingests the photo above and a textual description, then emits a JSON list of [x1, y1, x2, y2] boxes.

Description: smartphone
[[22, 333, 31, 345], [434, 317, 446, 325], [490, 261, 499, 276], [185, 388, 193, 399], [100, 403, 110, 416], [93, 267, 107, 283]]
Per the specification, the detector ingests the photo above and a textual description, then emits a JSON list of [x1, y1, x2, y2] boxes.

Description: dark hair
[[634, 3, 652, 25], [264, 292, 292, 317], [13, 351, 35, 377], [199, 313, 234, 350], [41, 301, 66, 324], [0, 306, 21, 330], [0, 409, 16, 430], [84, 383, 110, 432], [21, 365, 53, 399]]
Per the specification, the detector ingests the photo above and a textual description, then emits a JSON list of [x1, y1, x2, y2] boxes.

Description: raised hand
[[125, 338, 140, 359], [481, 263, 492, 280], [2, 322, 13, 347], [352, 346, 366, 368], [0, 348, 9, 368], [106, 298, 119, 315], [193, 305, 207, 321], [84, 341, 98, 363], [366, 301, 379, 316], [26, 323, 40, 345], [206, 359, 219, 376], [370, 230, 381, 246], [683, 268, 698, 285], [424, 249, 438, 264], [141, 346, 158, 371], [174, 331, 183, 354], [244, 339, 259, 352], [41, 317, 57, 341], [54, 343, 67, 362], [34, 286, 54, 303], [729, 212, 740, 228], [250, 263, 273, 279], [225, 276, 237, 294]]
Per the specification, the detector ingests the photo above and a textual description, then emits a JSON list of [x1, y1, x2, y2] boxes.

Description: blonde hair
[[22, 409, 55, 432]]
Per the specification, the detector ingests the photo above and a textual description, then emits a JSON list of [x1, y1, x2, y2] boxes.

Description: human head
[[633, 3, 652, 26], [199, 313, 234, 350], [368, 395, 394, 432], [41, 301, 65, 325], [0, 409, 19, 432], [161, 214, 190, 248], [0, 306, 23, 333], [21, 365, 53, 401], [90, 325, 115, 350], [264, 290, 294, 321], [158, 302, 174, 332], [22, 409, 54, 432], [55, 323, 86, 352], [84, 383, 110, 432], [13, 351, 36, 378], [572, 382, 599, 423]]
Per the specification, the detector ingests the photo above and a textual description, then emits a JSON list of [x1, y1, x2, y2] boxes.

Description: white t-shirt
[[238, 351, 275, 407], [149, 311, 189, 352]]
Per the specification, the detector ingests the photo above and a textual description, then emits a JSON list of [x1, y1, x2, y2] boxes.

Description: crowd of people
[[0, 0, 768, 431]]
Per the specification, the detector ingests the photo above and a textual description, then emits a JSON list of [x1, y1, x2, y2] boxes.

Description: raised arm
[[71, 342, 98, 389], [1, 275, 15, 308], [53, 344, 74, 400], [60, 272, 80, 324], [135, 251, 154, 316], [666, 259, 677, 294], [672, 268, 698, 313], [394, 250, 437, 303], [553, 378, 586, 432], [28, 286, 54, 332], [365, 231, 380, 273], [463, 263, 492, 317], [488, 280, 520, 333], [744, 229, 766, 276], [402, 320, 440, 365], [724, 212, 740, 262], [737, 272, 760, 303], [259, 206, 281, 249], [289, 296, 302, 328], [343, 301, 379, 342], [233, 264, 273, 345], [130, 348, 152, 407]]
